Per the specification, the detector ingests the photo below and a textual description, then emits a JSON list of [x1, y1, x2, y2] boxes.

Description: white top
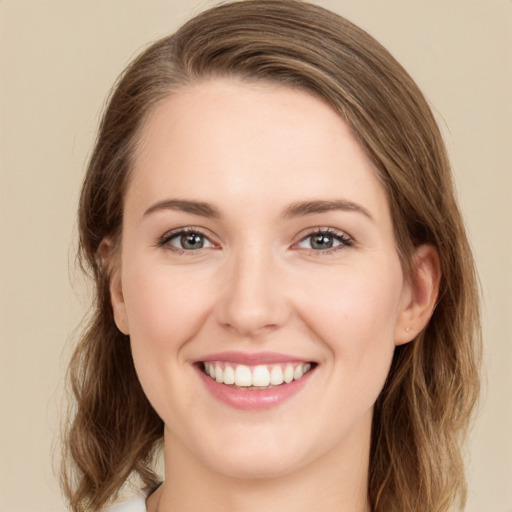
[[102, 493, 147, 512]]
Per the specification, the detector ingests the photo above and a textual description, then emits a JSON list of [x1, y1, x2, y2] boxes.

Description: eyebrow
[[143, 198, 373, 222], [282, 199, 374, 221], [143, 199, 221, 218]]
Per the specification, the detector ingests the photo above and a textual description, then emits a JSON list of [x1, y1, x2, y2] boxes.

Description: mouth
[[198, 361, 317, 390]]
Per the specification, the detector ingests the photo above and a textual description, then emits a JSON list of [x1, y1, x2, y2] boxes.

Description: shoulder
[[101, 493, 147, 512]]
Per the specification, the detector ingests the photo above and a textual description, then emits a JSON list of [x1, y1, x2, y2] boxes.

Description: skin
[[105, 79, 439, 512]]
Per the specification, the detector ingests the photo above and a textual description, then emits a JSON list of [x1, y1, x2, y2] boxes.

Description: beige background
[[1, 1, 510, 511]]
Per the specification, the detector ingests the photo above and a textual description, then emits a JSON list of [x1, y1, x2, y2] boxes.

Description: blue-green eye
[[296, 230, 352, 251], [161, 230, 214, 251]]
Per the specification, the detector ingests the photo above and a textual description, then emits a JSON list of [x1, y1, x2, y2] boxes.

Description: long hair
[[62, 2, 481, 511]]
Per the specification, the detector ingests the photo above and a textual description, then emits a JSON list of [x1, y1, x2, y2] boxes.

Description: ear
[[99, 238, 130, 335], [394, 244, 441, 346]]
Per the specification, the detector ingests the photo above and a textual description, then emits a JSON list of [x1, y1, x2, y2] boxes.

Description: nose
[[214, 243, 290, 338]]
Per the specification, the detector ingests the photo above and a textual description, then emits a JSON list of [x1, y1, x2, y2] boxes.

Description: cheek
[[298, 260, 404, 393], [120, 262, 218, 424], [120, 259, 216, 403], [304, 262, 403, 339], [122, 260, 212, 347]]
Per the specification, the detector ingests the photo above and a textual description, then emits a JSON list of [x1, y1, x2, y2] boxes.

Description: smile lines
[[202, 361, 313, 388]]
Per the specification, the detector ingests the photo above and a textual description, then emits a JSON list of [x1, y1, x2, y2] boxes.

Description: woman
[[61, 1, 481, 511]]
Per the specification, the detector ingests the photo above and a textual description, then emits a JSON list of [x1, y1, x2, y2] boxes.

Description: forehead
[[128, 79, 389, 222]]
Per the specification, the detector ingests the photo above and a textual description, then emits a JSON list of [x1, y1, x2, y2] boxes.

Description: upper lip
[[195, 351, 314, 365]]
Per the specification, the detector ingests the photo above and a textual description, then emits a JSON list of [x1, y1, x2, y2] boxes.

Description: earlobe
[[99, 238, 130, 335], [395, 244, 441, 346]]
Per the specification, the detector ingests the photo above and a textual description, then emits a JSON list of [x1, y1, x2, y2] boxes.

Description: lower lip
[[195, 365, 313, 410]]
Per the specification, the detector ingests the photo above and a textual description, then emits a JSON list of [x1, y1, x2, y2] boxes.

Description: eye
[[159, 229, 215, 251], [295, 229, 353, 251]]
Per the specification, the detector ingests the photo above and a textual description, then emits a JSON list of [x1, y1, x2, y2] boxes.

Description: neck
[[148, 423, 372, 512]]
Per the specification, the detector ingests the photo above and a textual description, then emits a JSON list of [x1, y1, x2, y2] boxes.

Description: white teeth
[[270, 365, 284, 385], [215, 364, 223, 383], [203, 361, 313, 388], [283, 364, 294, 383], [252, 365, 270, 387], [223, 364, 235, 385], [234, 365, 252, 387]]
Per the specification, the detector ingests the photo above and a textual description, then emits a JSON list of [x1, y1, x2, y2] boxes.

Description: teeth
[[283, 365, 294, 383], [215, 364, 223, 383], [252, 365, 270, 387], [235, 365, 252, 387], [203, 361, 313, 388], [270, 365, 284, 385], [223, 364, 235, 385], [293, 364, 304, 380]]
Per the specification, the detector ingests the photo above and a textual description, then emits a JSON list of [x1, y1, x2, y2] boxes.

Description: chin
[[193, 430, 312, 480], [208, 453, 305, 480]]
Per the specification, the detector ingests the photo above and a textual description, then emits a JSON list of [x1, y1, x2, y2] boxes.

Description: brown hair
[[62, 1, 481, 511]]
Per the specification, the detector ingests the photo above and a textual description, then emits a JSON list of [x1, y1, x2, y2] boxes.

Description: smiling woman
[[61, 2, 481, 512]]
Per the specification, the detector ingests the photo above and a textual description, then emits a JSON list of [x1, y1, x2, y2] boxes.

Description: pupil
[[181, 233, 203, 250], [311, 234, 333, 249]]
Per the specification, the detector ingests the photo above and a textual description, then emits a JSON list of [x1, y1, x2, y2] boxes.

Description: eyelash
[[156, 227, 216, 255], [156, 227, 354, 255], [293, 227, 354, 254]]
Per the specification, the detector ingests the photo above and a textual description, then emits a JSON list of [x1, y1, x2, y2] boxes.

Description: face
[[109, 79, 419, 480]]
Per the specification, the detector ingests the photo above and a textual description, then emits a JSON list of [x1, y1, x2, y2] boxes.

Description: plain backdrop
[[0, 1, 511, 511]]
